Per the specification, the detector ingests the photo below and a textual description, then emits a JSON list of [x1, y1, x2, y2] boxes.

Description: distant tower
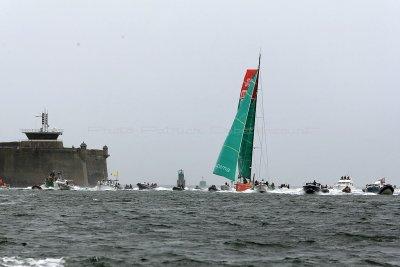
[[177, 169, 185, 188], [79, 142, 87, 161], [22, 110, 63, 140], [199, 177, 207, 188], [103, 145, 109, 158], [80, 142, 87, 150]]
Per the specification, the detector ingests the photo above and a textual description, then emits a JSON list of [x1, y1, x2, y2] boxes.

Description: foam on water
[[0, 257, 64, 267], [154, 186, 173, 191], [199, 186, 399, 196], [269, 187, 304, 195], [189, 188, 208, 192], [7, 185, 400, 196], [70, 186, 92, 191]]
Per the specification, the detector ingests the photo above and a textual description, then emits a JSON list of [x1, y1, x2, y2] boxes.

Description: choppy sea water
[[0, 189, 399, 266]]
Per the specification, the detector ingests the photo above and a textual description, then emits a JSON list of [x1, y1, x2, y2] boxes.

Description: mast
[[255, 54, 269, 180]]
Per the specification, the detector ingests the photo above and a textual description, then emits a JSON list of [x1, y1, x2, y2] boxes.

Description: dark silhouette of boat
[[137, 183, 157, 190], [279, 184, 290, 189], [172, 185, 184, 191], [124, 184, 133, 190], [363, 178, 394, 195], [321, 185, 330, 193], [379, 184, 394, 195], [208, 185, 219, 192], [303, 181, 322, 194], [31, 185, 42, 190], [172, 169, 186, 191], [342, 186, 351, 193]]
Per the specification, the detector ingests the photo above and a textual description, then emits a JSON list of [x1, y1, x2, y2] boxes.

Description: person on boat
[[243, 177, 248, 184], [266, 181, 269, 187], [47, 171, 55, 183], [255, 180, 259, 186], [313, 180, 316, 185]]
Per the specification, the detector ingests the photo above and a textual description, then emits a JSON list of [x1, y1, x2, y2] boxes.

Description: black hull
[[208, 185, 219, 192], [363, 187, 380, 193], [379, 185, 394, 195], [363, 184, 394, 195], [31, 185, 42, 190], [137, 183, 157, 190], [172, 186, 184, 191], [303, 185, 320, 194]]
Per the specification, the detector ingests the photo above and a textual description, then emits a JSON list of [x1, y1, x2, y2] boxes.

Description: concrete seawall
[[0, 141, 109, 187]]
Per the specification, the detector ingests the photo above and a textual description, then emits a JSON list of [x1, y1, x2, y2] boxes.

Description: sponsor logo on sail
[[215, 164, 230, 173]]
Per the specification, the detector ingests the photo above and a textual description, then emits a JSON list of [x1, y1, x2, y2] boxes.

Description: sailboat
[[213, 56, 263, 192]]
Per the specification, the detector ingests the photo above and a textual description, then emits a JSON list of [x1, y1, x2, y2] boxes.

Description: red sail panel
[[239, 69, 258, 100]]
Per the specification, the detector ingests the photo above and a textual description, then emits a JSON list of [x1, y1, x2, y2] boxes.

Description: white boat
[[40, 171, 74, 190], [220, 182, 231, 191], [334, 176, 355, 192], [54, 178, 73, 190], [254, 183, 267, 193], [96, 179, 122, 190], [363, 178, 394, 195], [97, 171, 123, 191]]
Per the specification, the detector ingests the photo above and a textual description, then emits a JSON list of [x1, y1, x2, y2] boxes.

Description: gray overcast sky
[[0, 0, 399, 187]]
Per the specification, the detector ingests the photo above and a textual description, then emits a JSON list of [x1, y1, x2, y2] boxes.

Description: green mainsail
[[213, 73, 258, 181], [238, 95, 257, 179]]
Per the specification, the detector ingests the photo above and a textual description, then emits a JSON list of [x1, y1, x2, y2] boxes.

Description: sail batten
[[223, 145, 240, 153], [213, 72, 258, 181]]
